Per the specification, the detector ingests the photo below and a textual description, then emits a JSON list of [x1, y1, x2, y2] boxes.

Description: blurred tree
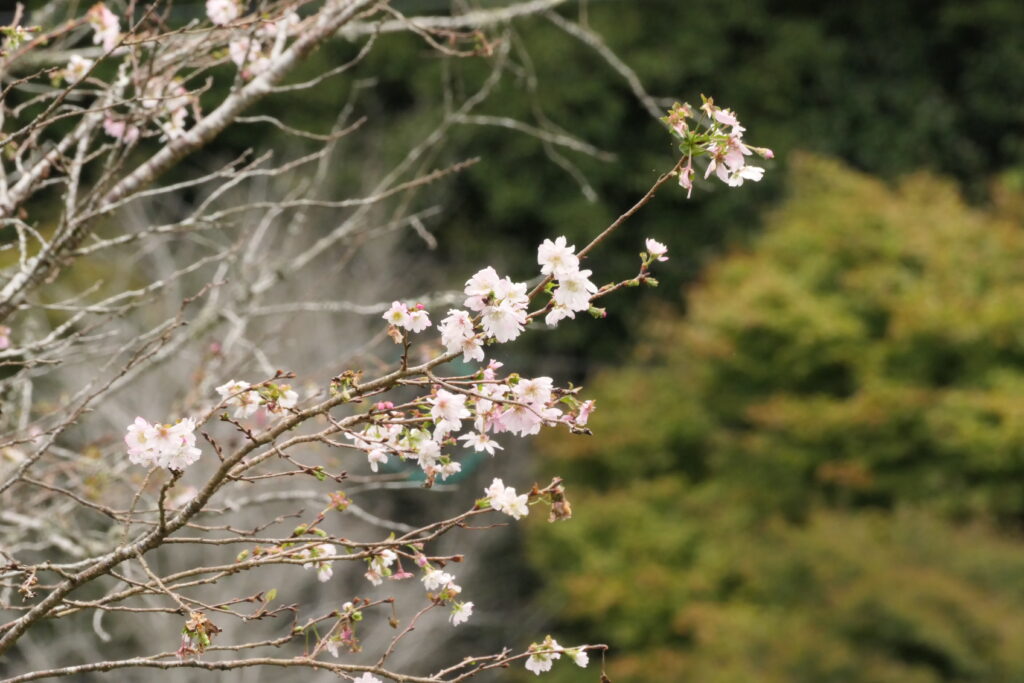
[[528, 155, 1024, 682]]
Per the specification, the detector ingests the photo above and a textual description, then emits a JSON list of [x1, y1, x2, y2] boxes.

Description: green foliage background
[[530, 156, 1024, 682]]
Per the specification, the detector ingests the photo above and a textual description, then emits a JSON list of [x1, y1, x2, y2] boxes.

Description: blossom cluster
[[417, 553, 474, 626], [87, 2, 120, 52], [345, 360, 591, 484], [321, 601, 364, 657], [79, 3, 199, 143], [300, 543, 336, 583], [206, 0, 240, 26], [537, 236, 599, 326], [385, 233, 667, 359], [224, 12, 300, 77], [382, 301, 432, 333], [69, 2, 300, 147], [206, 0, 300, 64], [363, 548, 398, 586], [216, 379, 298, 419], [484, 477, 530, 520], [124, 417, 202, 471], [525, 635, 590, 675], [664, 97, 773, 197]]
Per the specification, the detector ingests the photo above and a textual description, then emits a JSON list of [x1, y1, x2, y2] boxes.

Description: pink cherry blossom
[[645, 238, 669, 262]]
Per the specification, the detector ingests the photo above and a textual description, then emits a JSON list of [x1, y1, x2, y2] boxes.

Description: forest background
[[7, 0, 1024, 681]]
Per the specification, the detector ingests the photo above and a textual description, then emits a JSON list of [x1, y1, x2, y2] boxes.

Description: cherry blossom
[[414, 437, 441, 470], [437, 459, 462, 480], [364, 549, 397, 585], [421, 569, 455, 592], [544, 303, 574, 327], [481, 300, 527, 343], [430, 389, 470, 432], [458, 431, 502, 455], [499, 403, 560, 437], [565, 647, 590, 668], [465, 267, 530, 343], [552, 269, 597, 312], [216, 379, 261, 418], [206, 0, 240, 26], [229, 37, 271, 76], [87, 3, 120, 52], [352, 674, 382, 683], [383, 301, 430, 333], [382, 301, 410, 328], [463, 266, 502, 310], [450, 601, 474, 626], [525, 636, 562, 675], [125, 417, 202, 471], [484, 478, 530, 520], [537, 236, 580, 279], [662, 98, 772, 195], [103, 117, 140, 144], [0, 0, 773, 676], [515, 377, 554, 405], [366, 449, 388, 472], [302, 544, 336, 583], [439, 309, 484, 361], [406, 305, 432, 333], [725, 164, 765, 186], [645, 238, 669, 262], [64, 55, 94, 82], [270, 385, 298, 412], [575, 399, 596, 426]]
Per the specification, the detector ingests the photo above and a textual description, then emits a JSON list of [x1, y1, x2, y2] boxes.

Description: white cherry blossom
[[537, 236, 580, 279], [552, 269, 597, 312]]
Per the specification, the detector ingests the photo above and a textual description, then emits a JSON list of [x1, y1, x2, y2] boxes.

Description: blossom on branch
[[484, 478, 530, 520], [87, 2, 119, 52], [537, 236, 580, 279], [206, 0, 240, 26], [525, 636, 562, 675], [645, 238, 669, 262], [450, 601, 474, 626], [301, 543, 336, 583], [124, 417, 202, 471]]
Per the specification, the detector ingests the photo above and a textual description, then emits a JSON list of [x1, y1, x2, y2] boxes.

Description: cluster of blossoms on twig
[[117, 235, 669, 672], [537, 236, 598, 326], [361, 236, 619, 486], [664, 96, 774, 197], [70, 2, 301, 146], [124, 417, 202, 471], [223, 8, 300, 78], [87, 3, 119, 52], [0, 24, 35, 55], [525, 635, 590, 676], [483, 477, 530, 519], [300, 542, 337, 583], [215, 379, 299, 419]]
